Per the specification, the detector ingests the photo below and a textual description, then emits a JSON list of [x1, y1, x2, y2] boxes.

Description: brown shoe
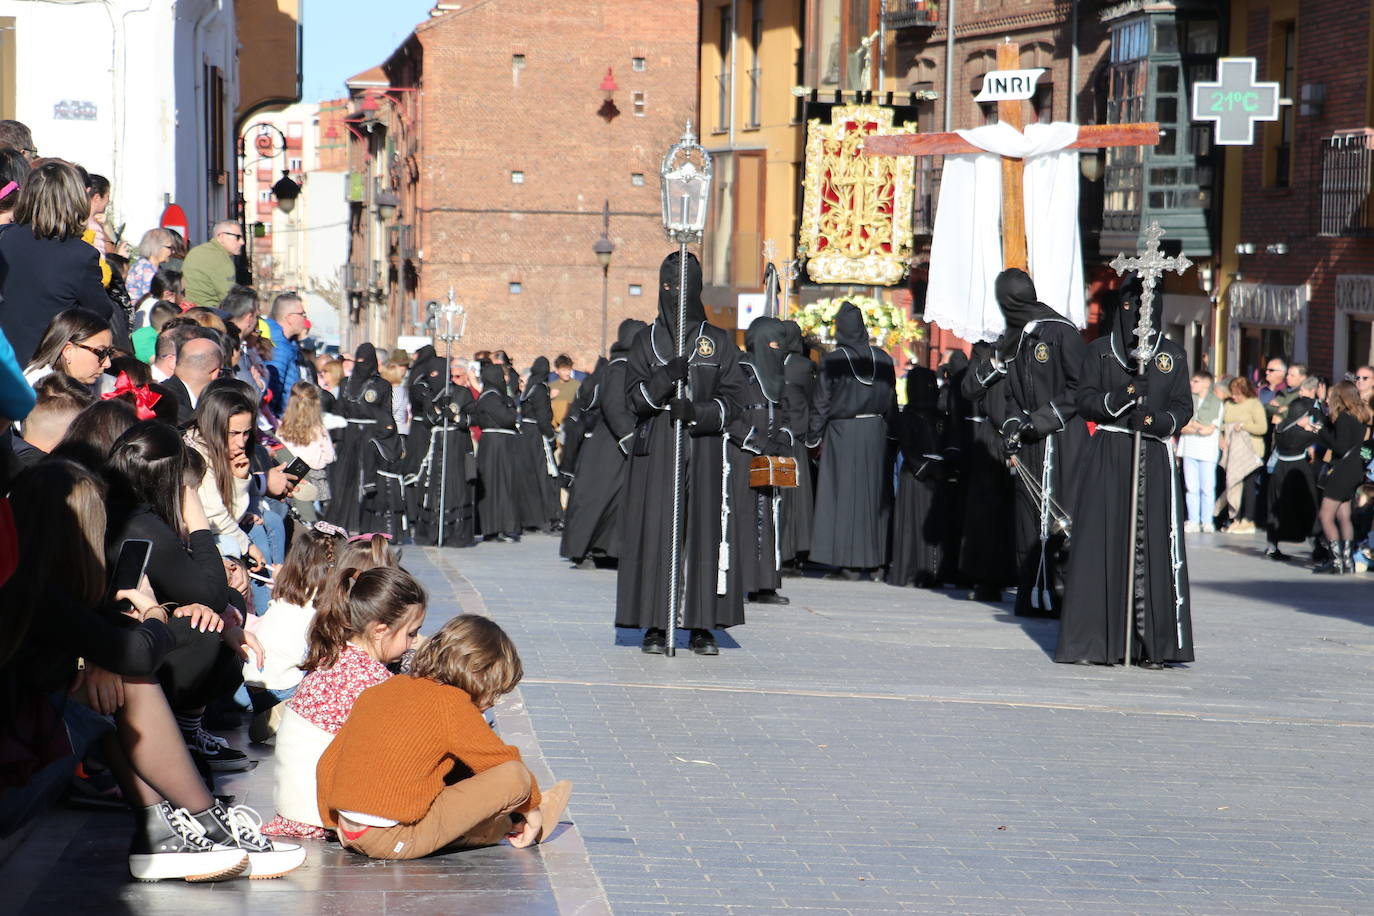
[[536, 780, 573, 844]]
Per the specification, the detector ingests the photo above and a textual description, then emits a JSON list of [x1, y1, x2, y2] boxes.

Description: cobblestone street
[[6, 531, 1372, 914]]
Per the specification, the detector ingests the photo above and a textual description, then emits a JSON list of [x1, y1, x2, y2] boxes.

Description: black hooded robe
[[615, 253, 749, 633], [728, 318, 792, 598], [807, 303, 898, 572], [1267, 396, 1320, 545], [1055, 297, 1194, 666], [464, 364, 522, 538], [326, 343, 403, 534], [966, 269, 1088, 616], [778, 320, 816, 565], [406, 350, 476, 547], [562, 328, 641, 564], [886, 367, 949, 587], [515, 357, 561, 532]]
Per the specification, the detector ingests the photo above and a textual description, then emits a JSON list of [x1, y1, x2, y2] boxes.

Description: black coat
[[0, 223, 119, 365]]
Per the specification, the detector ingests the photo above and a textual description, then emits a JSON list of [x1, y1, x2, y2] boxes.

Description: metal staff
[[1109, 222, 1191, 669], [659, 125, 712, 658], [433, 289, 467, 549]]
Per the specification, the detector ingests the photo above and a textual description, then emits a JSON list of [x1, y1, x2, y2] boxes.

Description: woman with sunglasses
[[23, 307, 114, 388]]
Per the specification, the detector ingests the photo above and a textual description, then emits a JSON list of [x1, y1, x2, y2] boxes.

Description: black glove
[[669, 398, 696, 424], [1000, 415, 1027, 454], [666, 356, 690, 382], [765, 432, 793, 457], [1114, 376, 1149, 407], [558, 472, 576, 489], [1128, 410, 1160, 432]]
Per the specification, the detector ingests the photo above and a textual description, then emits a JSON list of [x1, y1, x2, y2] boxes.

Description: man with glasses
[[182, 220, 244, 310], [265, 292, 309, 409], [1354, 365, 1374, 406], [1258, 358, 1287, 407]]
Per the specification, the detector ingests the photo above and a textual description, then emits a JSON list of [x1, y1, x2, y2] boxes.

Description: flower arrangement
[[792, 295, 924, 350]]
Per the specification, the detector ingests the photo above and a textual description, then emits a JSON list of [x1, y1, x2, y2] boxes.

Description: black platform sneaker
[[128, 802, 249, 882], [194, 802, 307, 879]]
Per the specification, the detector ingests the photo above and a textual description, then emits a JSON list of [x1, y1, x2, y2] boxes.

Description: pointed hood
[[520, 356, 550, 402], [832, 301, 870, 353], [657, 250, 706, 341], [478, 360, 506, 392], [347, 343, 379, 398], [406, 345, 442, 387], [1109, 276, 1156, 368], [994, 268, 1062, 356], [744, 316, 788, 401], [905, 365, 939, 411], [613, 318, 647, 357], [781, 319, 803, 356]]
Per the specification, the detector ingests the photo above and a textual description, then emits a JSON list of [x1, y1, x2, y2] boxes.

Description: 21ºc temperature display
[[1191, 58, 1281, 146]]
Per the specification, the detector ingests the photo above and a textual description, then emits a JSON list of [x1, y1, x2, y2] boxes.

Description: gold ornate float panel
[[799, 105, 916, 287]]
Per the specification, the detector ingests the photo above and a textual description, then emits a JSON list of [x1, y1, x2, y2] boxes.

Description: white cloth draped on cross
[[925, 121, 1087, 343]]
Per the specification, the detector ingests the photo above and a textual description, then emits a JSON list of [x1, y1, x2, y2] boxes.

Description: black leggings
[[156, 618, 242, 711]]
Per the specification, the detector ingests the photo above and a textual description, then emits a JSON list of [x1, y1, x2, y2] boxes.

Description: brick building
[[1217, 0, 1374, 381], [342, 0, 699, 365]]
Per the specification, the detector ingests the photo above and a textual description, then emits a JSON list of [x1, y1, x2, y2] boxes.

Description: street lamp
[[656, 121, 712, 659], [594, 199, 615, 354], [272, 170, 301, 214]]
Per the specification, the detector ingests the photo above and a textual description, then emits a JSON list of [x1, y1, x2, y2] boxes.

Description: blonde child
[[278, 381, 336, 517], [241, 526, 345, 742], [261, 565, 426, 838], [317, 615, 572, 860]]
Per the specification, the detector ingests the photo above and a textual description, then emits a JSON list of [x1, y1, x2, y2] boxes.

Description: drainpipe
[[1069, 0, 1079, 123], [728, 0, 738, 148], [943, 0, 957, 130]]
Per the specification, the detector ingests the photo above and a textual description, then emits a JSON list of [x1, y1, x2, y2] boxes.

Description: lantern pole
[[659, 122, 712, 658], [433, 288, 466, 548]]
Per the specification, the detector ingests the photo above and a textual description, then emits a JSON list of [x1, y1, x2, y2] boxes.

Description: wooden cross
[[862, 41, 1161, 272]]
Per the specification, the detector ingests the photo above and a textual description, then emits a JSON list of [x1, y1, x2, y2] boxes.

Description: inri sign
[[975, 69, 1046, 103]]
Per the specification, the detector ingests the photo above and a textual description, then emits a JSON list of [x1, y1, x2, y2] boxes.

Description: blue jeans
[[247, 506, 287, 614], [1182, 456, 1217, 526]]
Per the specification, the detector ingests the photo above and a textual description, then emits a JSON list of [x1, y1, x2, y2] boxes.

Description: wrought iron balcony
[[1319, 129, 1374, 238], [883, 0, 940, 30]]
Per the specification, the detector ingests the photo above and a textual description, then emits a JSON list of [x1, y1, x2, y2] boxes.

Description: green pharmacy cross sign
[[1191, 57, 1281, 146]]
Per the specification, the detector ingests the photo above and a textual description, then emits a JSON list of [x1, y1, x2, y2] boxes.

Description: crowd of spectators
[[1179, 358, 1374, 573]]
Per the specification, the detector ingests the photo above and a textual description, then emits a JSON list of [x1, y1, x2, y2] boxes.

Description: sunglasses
[[72, 341, 115, 361], [220, 231, 243, 240], [347, 532, 394, 543]]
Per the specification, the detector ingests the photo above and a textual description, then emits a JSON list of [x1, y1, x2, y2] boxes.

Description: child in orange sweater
[[316, 615, 572, 859]]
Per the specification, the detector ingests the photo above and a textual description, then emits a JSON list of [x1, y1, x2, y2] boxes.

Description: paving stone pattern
[[4, 531, 1371, 914]]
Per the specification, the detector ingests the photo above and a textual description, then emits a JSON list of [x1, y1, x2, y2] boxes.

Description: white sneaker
[[1184, 522, 1201, 533], [196, 803, 307, 879], [1202, 524, 1215, 533]]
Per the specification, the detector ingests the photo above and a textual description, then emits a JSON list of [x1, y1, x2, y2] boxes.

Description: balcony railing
[[342, 263, 365, 293], [883, 0, 940, 30], [1319, 129, 1374, 238]]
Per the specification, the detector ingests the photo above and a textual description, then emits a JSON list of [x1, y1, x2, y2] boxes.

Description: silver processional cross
[[1109, 221, 1193, 362]]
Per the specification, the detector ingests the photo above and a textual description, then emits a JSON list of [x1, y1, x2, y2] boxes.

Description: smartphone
[[283, 457, 310, 480], [111, 539, 153, 592]]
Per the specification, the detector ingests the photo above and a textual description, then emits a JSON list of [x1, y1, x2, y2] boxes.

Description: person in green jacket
[[181, 221, 243, 310]]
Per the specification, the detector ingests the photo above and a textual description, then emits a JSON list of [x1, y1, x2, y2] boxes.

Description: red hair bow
[[102, 371, 162, 420]]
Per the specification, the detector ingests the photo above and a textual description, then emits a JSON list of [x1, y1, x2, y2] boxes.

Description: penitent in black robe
[[778, 321, 816, 564], [1266, 396, 1320, 545], [942, 349, 1014, 590], [515, 357, 561, 532], [807, 303, 898, 572], [886, 367, 950, 588], [728, 318, 793, 598], [1056, 297, 1193, 666], [406, 353, 476, 547], [465, 364, 522, 538], [562, 326, 641, 563], [616, 256, 749, 632], [326, 344, 403, 535], [965, 270, 1088, 616]]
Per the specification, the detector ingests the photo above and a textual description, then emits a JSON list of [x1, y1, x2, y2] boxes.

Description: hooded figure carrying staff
[[964, 269, 1088, 616], [615, 252, 750, 656]]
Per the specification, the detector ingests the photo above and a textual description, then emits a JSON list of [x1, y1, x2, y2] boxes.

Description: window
[[288, 157, 302, 172], [508, 282, 523, 294], [632, 91, 645, 117], [716, 5, 733, 132], [629, 284, 643, 296], [512, 53, 526, 69], [511, 170, 524, 184], [1269, 21, 1297, 188], [631, 56, 645, 72], [631, 172, 645, 186]]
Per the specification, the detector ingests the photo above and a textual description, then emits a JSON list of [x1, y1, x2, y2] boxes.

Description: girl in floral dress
[[262, 561, 426, 838]]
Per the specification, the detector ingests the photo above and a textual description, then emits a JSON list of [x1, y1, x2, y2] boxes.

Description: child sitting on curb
[[317, 615, 572, 859], [262, 563, 424, 838]]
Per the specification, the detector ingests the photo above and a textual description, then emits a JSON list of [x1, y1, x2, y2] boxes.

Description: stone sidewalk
[[444, 530, 1374, 915], [3, 529, 1372, 914]]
